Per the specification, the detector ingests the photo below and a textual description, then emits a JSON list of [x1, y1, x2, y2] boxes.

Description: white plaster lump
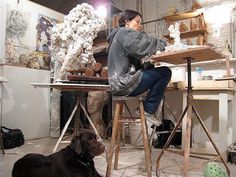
[[163, 23, 201, 53], [164, 23, 189, 52], [51, 3, 106, 80]]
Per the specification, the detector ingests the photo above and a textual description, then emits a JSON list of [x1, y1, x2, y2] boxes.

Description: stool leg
[[114, 121, 122, 169], [139, 101, 152, 177], [106, 101, 123, 177], [0, 132, 5, 154]]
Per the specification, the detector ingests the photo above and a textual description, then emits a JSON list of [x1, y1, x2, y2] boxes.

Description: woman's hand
[[142, 61, 154, 70]]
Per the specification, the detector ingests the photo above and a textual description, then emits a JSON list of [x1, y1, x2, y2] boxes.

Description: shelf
[[94, 29, 108, 44], [164, 29, 208, 40], [93, 42, 108, 56], [163, 11, 202, 22]]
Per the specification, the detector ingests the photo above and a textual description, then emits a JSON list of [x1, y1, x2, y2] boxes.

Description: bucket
[[129, 122, 143, 147], [171, 66, 186, 82]]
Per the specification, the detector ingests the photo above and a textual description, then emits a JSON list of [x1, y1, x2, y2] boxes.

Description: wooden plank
[[215, 76, 236, 81], [30, 83, 111, 91], [163, 11, 201, 22], [164, 29, 207, 40]]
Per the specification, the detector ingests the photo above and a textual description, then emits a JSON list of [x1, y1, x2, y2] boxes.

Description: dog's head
[[70, 130, 105, 157]]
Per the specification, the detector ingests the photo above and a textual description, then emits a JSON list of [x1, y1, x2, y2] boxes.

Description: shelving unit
[[164, 29, 207, 40], [163, 10, 208, 45]]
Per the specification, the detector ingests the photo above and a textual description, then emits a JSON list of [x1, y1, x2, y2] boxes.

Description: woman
[[107, 9, 171, 126]]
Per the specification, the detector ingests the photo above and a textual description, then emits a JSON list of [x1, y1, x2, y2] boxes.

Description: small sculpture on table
[[197, 35, 205, 45], [179, 22, 188, 32], [198, 14, 207, 30], [186, 38, 193, 45], [190, 19, 198, 31]]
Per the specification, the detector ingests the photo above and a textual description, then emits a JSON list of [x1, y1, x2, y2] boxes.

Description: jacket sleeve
[[117, 28, 166, 60]]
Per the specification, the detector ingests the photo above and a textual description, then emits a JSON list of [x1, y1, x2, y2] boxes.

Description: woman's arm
[[117, 28, 166, 60]]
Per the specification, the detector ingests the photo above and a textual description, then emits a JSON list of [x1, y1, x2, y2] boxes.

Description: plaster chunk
[[165, 23, 189, 52]]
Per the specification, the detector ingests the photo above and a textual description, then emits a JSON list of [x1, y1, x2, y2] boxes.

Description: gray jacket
[[107, 27, 166, 96]]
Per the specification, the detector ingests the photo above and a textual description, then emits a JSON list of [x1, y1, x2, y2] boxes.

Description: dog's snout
[[100, 144, 105, 151], [98, 141, 105, 151]]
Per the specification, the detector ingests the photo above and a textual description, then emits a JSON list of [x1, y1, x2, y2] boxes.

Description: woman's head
[[118, 9, 142, 32]]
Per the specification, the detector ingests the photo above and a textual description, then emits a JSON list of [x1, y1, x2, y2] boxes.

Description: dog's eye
[[87, 136, 94, 143]]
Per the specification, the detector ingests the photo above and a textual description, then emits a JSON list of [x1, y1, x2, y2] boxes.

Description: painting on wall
[[4, 9, 59, 70], [36, 14, 58, 53], [35, 14, 58, 70], [5, 9, 31, 64]]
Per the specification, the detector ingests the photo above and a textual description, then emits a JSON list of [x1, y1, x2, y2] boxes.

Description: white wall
[[1, 66, 50, 139], [0, 0, 64, 139], [0, 0, 64, 63]]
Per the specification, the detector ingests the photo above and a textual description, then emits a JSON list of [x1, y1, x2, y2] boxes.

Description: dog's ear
[[70, 135, 82, 154]]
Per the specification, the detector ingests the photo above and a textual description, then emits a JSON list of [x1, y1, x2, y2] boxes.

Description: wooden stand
[[30, 83, 110, 153], [52, 95, 79, 153], [155, 57, 230, 177], [151, 46, 231, 177]]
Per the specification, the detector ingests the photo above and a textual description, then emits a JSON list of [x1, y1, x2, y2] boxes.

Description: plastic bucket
[[129, 122, 143, 147], [171, 66, 186, 82]]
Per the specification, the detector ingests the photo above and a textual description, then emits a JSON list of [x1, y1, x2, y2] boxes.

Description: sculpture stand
[[156, 57, 230, 177]]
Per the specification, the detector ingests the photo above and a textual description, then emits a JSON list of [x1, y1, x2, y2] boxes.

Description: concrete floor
[[0, 137, 235, 177]]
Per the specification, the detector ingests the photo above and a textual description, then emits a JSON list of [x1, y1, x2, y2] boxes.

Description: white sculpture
[[169, 23, 181, 45], [165, 23, 189, 52], [51, 3, 106, 80]]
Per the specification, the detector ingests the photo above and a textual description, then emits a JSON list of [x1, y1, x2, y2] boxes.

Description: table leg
[[183, 94, 193, 177], [182, 92, 187, 149], [219, 93, 228, 153], [52, 101, 79, 153]]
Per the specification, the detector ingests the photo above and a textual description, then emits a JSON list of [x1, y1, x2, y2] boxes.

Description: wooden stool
[[106, 96, 152, 177]]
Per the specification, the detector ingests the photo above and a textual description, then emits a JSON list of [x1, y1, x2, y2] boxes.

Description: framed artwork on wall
[[5, 9, 31, 64]]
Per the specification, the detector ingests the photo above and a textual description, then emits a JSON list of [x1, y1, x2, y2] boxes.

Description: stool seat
[[106, 96, 152, 177]]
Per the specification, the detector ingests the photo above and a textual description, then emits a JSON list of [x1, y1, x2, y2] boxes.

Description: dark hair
[[118, 9, 142, 27]]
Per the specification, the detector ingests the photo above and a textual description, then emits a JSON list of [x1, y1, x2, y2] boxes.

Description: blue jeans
[[129, 66, 172, 114]]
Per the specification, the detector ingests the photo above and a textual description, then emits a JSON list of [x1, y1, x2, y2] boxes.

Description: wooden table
[[151, 46, 225, 64], [30, 82, 111, 92], [30, 82, 110, 152], [151, 46, 230, 177]]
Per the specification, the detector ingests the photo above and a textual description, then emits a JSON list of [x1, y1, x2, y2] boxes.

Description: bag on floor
[[1, 126, 25, 149]]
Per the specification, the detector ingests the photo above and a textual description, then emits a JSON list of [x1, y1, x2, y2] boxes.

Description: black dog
[[12, 130, 105, 177]]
